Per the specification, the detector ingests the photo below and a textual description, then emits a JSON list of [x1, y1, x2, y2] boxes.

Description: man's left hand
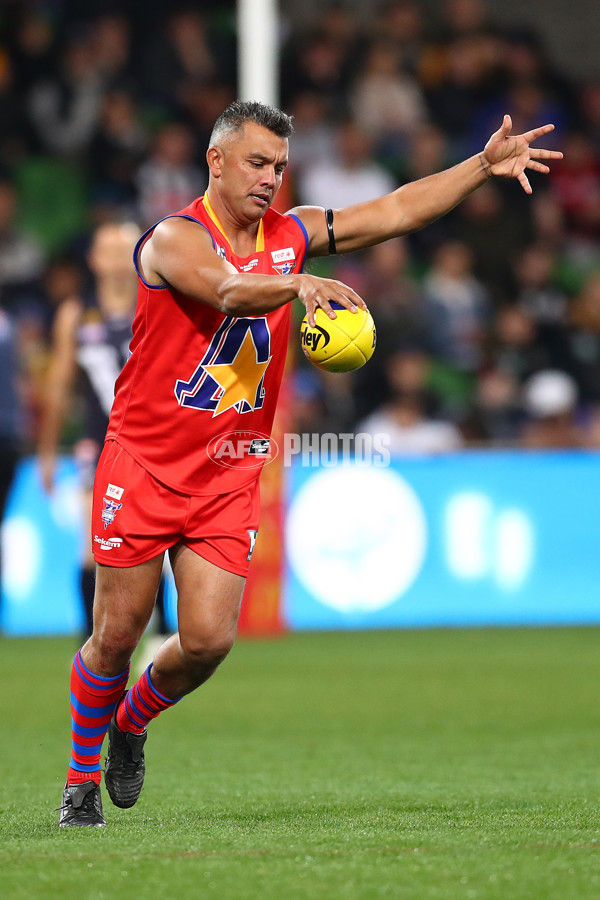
[[482, 115, 563, 194]]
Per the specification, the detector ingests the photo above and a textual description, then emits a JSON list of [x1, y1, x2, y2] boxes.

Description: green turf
[[2, 628, 600, 899]]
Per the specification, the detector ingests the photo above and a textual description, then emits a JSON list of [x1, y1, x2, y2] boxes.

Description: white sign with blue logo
[[284, 452, 600, 629]]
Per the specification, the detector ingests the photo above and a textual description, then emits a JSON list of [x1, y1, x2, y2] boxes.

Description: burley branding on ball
[[300, 302, 376, 373]]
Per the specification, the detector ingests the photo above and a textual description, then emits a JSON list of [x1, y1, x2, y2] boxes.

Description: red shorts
[[91, 440, 260, 576]]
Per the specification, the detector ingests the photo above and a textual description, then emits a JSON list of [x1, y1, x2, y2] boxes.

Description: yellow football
[[300, 303, 376, 373]]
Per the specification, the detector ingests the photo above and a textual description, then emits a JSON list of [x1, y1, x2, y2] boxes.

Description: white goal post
[[237, 0, 279, 108]]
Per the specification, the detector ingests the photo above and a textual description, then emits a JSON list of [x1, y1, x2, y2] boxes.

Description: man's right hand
[[296, 273, 368, 327]]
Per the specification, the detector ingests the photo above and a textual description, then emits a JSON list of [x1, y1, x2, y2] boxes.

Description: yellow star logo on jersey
[[203, 329, 271, 417]]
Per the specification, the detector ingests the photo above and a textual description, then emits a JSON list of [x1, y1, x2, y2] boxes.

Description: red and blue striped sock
[[67, 650, 129, 786], [116, 664, 180, 734]]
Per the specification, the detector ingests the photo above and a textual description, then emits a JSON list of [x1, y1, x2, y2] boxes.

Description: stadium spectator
[[563, 270, 600, 405], [436, 0, 494, 39], [0, 46, 32, 168], [9, 7, 55, 94], [284, 91, 336, 184], [27, 29, 105, 159], [549, 131, 600, 243], [578, 80, 600, 154], [0, 304, 23, 612], [358, 347, 464, 454], [529, 190, 567, 256], [356, 239, 428, 347], [297, 119, 396, 209], [289, 368, 331, 435], [280, 24, 358, 113], [88, 14, 133, 88], [423, 239, 490, 373], [177, 80, 236, 155], [469, 365, 524, 445], [0, 177, 45, 312], [403, 123, 449, 181], [499, 30, 573, 116], [311, 1, 363, 58], [520, 369, 586, 448], [450, 181, 533, 303], [88, 88, 149, 211], [138, 9, 221, 115], [421, 33, 503, 159], [513, 242, 569, 329], [350, 40, 428, 152], [468, 303, 552, 444], [485, 303, 553, 386], [471, 80, 566, 160], [135, 121, 206, 228], [371, 0, 426, 74]]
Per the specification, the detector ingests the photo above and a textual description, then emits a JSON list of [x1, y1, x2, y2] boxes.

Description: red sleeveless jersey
[[106, 195, 308, 495]]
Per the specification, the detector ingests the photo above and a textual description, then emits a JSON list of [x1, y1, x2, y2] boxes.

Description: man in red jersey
[[58, 100, 561, 826]]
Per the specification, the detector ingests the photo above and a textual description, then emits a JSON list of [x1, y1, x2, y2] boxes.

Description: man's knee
[[89, 620, 142, 669], [179, 627, 236, 671]]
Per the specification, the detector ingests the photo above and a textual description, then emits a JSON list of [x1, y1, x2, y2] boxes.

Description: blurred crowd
[[1, 0, 600, 462]]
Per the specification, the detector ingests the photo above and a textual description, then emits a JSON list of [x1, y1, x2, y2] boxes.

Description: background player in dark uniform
[[56, 102, 562, 827], [0, 305, 23, 619], [38, 222, 169, 639]]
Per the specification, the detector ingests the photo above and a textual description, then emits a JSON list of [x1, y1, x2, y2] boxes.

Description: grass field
[[1, 627, 600, 899]]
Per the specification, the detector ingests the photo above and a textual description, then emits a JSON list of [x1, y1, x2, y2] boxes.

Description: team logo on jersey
[[272, 262, 295, 276], [175, 317, 272, 417], [240, 258, 259, 272], [101, 497, 123, 529], [216, 244, 227, 260], [271, 247, 296, 276]]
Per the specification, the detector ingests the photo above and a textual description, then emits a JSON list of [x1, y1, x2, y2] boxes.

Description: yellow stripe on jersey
[[255, 218, 265, 253], [202, 194, 264, 254]]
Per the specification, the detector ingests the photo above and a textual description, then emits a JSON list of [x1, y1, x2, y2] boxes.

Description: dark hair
[[209, 100, 294, 146]]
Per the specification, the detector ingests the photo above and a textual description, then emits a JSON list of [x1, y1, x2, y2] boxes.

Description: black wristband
[[325, 207, 337, 255]]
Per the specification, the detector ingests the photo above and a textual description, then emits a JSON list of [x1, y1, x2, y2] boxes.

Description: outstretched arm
[[142, 217, 367, 327], [291, 116, 563, 257]]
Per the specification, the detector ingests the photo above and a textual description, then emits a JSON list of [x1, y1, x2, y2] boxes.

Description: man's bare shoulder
[[150, 215, 213, 248], [141, 216, 216, 283], [285, 205, 325, 227], [284, 205, 328, 257]]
